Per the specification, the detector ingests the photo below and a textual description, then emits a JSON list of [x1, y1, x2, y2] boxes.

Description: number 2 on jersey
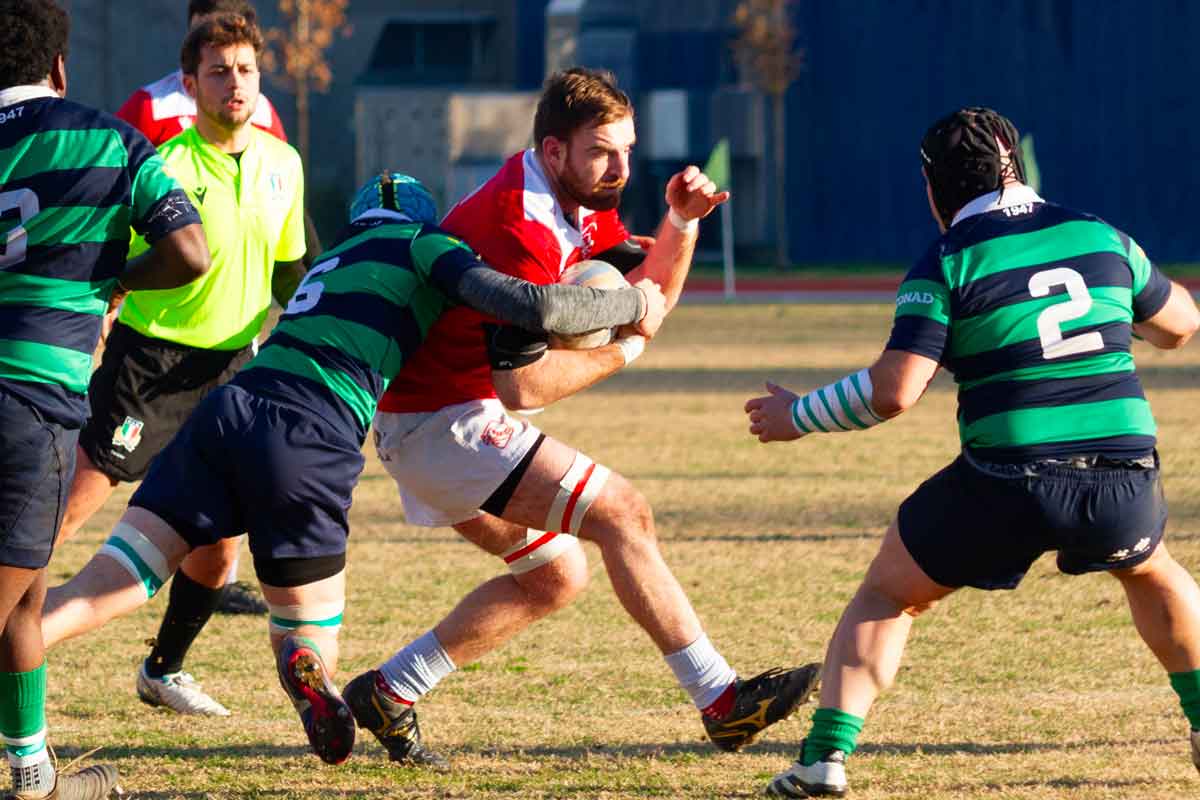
[[285, 256, 340, 314], [1028, 267, 1104, 359]]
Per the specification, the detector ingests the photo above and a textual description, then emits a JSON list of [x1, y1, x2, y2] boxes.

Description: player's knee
[[587, 477, 655, 544], [518, 544, 589, 612], [7, 581, 45, 624], [861, 576, 937, 618], [182, 539, 241, 587]]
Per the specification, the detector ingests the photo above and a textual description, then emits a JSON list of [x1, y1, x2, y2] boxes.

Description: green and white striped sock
[[0, 662, 54, 797]]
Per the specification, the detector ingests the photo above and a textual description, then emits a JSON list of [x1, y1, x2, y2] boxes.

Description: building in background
[[64, 1, 1200, 263], [354, 0, 767, 254]]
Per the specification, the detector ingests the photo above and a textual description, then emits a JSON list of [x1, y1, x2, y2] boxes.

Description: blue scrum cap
[[349, 172, 437, 225]]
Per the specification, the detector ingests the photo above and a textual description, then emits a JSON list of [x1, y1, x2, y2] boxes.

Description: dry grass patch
[[44, 303, 1200, 798]]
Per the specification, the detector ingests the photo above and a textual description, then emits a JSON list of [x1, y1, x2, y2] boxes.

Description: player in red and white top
[[342, 68, 821, 768], [116, 0, 286, 147]]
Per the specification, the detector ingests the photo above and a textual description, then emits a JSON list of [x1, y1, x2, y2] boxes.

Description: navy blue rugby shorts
[[130, 384, 365, 568], [898, 451, 1167, 590], [0, 388, 77, 569]]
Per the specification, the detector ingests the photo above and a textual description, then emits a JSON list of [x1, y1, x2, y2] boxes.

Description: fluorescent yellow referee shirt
[[121, 125, 305, 349]]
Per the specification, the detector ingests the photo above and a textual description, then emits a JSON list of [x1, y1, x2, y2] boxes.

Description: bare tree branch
[[262, 0, 352, 171]]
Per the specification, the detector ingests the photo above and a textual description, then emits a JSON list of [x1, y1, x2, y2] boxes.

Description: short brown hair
[[187, 0, 256, 26], [533, 67, 633, 147], [180, 12, 263, 75]]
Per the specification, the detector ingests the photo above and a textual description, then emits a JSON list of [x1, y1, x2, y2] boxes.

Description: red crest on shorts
[[481, 419, 514, 448]]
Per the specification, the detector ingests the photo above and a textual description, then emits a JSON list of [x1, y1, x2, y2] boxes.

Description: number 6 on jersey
[[285, 257, 340, 315]]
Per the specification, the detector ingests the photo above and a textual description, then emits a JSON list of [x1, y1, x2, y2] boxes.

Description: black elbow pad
[[592, 239, 646, 274], [484, 323, 549, 371]]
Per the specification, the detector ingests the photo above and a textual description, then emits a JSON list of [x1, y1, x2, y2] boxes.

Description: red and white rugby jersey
[[115, 70, 287, 147], [379, 149, 630, 413]]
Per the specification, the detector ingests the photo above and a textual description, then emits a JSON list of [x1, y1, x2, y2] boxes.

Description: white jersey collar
[[950, 183, 1044, 228], [0, 85, 58, 109]]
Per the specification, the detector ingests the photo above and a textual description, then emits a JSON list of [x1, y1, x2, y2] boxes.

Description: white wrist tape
[[790, 368, 885, 435], [668, 207, 699, 233], [616, 335, 645, 365]]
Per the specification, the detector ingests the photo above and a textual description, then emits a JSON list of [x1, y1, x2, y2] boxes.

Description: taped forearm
[[454, 265, 644, 334], [790, 368, 886, 435]]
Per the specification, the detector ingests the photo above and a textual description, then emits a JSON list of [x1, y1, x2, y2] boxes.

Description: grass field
[[43, 303, 1200, 799]]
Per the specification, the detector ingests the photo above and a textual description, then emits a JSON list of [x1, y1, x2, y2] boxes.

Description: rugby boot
[[275, 635, 355, 765], [7, 764, 120, 800], [703, 663, 821, 752], [766, 743, 848, 797], [215, 581, 268, 615], [342, 670, 449, 770], [136, 662, 230, 716], [1191, 728, 1200, 774]]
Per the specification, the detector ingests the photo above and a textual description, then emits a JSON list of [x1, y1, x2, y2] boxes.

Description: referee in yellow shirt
[[51, 12, 306, 715]]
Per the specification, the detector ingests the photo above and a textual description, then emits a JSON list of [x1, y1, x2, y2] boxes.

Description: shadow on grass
[[349, 530, 884, 546], [588, 365, 1200, 395], [386, 735, 1181, 762], [51, 743, 312, 761], [857, 737, 1174, 756], [130, 793, 394, 799]]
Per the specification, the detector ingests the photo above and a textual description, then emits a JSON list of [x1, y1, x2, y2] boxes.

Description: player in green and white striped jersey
[[746, 108, 1200, 797], [0, 2, 208, 798], [40, 172, 666, 767]]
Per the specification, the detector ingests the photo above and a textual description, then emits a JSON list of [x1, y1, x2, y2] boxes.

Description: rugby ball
[[548, 259, 630, 350]]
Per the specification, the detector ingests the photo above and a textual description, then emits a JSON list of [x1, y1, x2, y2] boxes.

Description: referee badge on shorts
[[112, 415, 144, 453]]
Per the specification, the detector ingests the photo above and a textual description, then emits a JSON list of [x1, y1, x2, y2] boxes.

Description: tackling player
[[747, 107, 1200, 797], [39, 173, 667, 767], [344, 67, 820, 767], [0, 1, 209, 797], [44, 13, 307, 717]]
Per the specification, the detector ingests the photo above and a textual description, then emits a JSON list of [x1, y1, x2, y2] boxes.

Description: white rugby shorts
[[373, 399, 543, 527]]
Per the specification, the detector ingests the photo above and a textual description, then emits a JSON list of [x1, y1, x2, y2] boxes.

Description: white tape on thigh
[[501, 529, 580, 575], [545, 452, 611, 535], [98, 521, 172, 599], [267, 597, 346, 636]]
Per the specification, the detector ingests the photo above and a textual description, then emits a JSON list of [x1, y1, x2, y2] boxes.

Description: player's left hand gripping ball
[[745, 381, 807, 443], [665, 165, 730, 222]]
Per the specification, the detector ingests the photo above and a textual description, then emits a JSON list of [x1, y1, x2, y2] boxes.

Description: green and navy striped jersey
[[886, 191, 1172, 462], [0, 88, 200, 427], [232, 217, 481, 441]]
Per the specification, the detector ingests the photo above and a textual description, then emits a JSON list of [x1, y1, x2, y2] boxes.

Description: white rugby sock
[[378, 630, 457, 704], [6, 731, 53, 798], [664, 633, 737, 710], [225, 551, 240, 586]]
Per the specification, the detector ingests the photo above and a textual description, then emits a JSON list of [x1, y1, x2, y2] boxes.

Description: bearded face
[[548, 116, 636, 212], [186, 42, 260, 134]]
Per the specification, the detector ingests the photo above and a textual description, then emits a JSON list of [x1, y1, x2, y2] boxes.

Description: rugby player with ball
[[342, 67, 821, 768]]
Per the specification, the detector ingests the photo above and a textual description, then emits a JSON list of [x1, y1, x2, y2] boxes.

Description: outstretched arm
[[745, 350, 940, 443], [445, 263, 665, 338]]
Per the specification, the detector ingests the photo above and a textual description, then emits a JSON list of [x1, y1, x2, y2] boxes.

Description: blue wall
[[783, 1, 1200, 263]]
